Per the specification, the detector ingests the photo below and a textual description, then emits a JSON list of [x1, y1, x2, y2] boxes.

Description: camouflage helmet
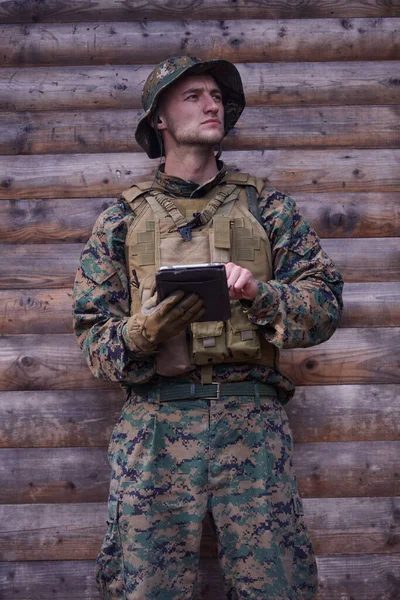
[[135, 56, 245, 159]]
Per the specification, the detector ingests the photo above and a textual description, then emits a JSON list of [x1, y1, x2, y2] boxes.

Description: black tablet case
[[155, 264, 231, 322]]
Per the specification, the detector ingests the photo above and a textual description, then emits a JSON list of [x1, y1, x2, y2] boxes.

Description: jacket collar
[[155, 160, 227, 198]]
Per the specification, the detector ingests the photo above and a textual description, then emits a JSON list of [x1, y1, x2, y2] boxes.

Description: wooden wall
[[0, 1, 399, 598]]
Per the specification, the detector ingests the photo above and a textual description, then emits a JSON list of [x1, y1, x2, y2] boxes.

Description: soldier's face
[[157, 74, 225, 148]]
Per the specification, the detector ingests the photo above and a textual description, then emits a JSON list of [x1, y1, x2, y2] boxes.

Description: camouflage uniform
[[73, 57, 343, 599]]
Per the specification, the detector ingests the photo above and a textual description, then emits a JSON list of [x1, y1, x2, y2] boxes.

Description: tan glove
[[125, 290, 205, 354]]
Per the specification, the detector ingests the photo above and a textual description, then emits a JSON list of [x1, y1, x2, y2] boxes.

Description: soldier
[[73, 56, 343, 599]]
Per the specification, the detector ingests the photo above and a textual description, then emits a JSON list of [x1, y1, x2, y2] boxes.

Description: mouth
[[201, 119, 221, 125]]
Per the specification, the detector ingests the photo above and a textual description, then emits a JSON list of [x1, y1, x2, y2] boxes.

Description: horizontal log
[[339, 282, 400, 328], [2, 105, 400, 156], [0, 333, 116, 391], [0, 389, 124, 448], [1, 237, 398, 290], [1, 19, 399, 67], [0, 197, 115, 244], [1, 193, 399, 245], [316, 555, 400, 599], [1, 282, 398, 336], [0, 441, 398, 504], [281, 327, 400, 387], [286, 384, 400, 443], [1, 150, 399, 200], [1, 62, 399, 112], [1, 555, 399, 599], [294, 441, 400, 498], [295, 192, 400, 238], [0, 497, 398, 561], [0, 383, 399, 448], [0, 0, 398, 23], [0, 328, 398, 392]]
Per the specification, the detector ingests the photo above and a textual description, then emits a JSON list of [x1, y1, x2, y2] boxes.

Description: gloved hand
[[125, 290, 205, 354]]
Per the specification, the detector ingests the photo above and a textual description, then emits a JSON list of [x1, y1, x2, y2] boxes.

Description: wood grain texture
[[1, 555, 399, 599], [0, 328, 398, 391], [1, 193, 399, 244], [1, 19, 399, 67], [281, 327, 400, 387], [0, 197, 115, 244], [339, 282, 400, 328], [295, 192, 400, 238], [287, 383, 400, 443], [1, 383, 399, 448], [0, 497, 398, 561], [0, 389, 124, 448], [2, 105, 400, 155], [0, 441, 398, 504], [1, 62, 399, 112], [0, 0, 399, 23], [1, 150, 399, 200], [1, 237, 398, 290], [1, 282, 398, 335]]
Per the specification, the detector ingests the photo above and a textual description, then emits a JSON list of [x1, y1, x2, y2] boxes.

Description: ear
[[157, 116, 167, 131]]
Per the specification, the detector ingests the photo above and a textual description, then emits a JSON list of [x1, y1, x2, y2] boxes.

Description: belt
[[131, 382, 277, 402]]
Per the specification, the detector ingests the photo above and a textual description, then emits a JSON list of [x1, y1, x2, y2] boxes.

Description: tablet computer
[[155, 263, 231, 322]]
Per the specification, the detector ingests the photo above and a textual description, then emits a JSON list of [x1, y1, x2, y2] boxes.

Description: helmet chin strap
[[215, 143, 222, 160]]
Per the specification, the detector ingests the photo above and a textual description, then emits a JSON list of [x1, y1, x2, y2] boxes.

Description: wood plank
[[1, 383, 398, 448], [1, 193, 399, 244], [0, 390, 124, 448], [1, 237, 398, 290], [1, 555, 399, 599], [295, 192, 400, 238], [316, 555, 400, 599], [340, 282, 400, 328], [0, 447, 111, 504], [0, 0, 398, 23], [281, 327, 400, 387], [2, 105, 400, 155], [1, 62, 399, 112], [0, 441, 398, 504], [0, 197, 115, 244], [0, 328, 398, 392], [1, 150, 399, 200], [294, 441, 400, 498], [287, 384, 400, 443], [0, 497, 398, 561], [0, 333, 116, 392], [1, 282, 399, 336], [1, 19, 399, 67]]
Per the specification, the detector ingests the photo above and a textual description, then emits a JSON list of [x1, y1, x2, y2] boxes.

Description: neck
[[163, 146, 219, 184]]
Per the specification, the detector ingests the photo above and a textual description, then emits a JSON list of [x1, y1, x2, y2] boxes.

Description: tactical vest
[[122, 172, 279, 378]]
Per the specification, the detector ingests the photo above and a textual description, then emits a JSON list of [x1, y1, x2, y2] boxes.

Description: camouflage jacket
[[73, 162, 343, 401]]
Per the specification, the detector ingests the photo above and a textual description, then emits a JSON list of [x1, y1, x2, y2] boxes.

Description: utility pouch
[[226, 301, 261, 360], [156, 330, 194, 376], [190, 321, 229, 365]]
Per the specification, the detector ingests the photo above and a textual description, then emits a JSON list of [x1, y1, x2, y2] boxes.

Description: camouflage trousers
[[96, 392, 318, 599]]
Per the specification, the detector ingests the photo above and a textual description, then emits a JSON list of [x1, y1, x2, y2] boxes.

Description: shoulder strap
[[224, 171, 265, 224], [246, 185, 262, 225], [120, 180, 155, 205]]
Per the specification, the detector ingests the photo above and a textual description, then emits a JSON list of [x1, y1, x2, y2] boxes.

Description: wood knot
[[305, 359, 317, 370], [21, 356, 34, 368]]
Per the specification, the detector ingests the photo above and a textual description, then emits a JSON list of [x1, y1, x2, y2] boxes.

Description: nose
[[203, 93, 219, 114]]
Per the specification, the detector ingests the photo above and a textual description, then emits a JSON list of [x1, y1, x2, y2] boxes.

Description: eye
[[212, 93, 222, 102], [186, 94, 198, 100]]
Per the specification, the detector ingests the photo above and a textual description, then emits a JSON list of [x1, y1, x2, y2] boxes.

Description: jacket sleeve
[[72, 203, 156, 383], [244, 189, 344, 349]]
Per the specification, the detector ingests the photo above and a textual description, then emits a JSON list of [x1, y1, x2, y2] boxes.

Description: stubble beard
[[166, 118, 225, 148]]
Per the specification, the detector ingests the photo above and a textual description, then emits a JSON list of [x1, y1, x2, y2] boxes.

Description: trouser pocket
[[95, 498, 125, 599]]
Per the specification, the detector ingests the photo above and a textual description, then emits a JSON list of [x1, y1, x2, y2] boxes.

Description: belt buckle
[[204, 382, 220, 400]]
